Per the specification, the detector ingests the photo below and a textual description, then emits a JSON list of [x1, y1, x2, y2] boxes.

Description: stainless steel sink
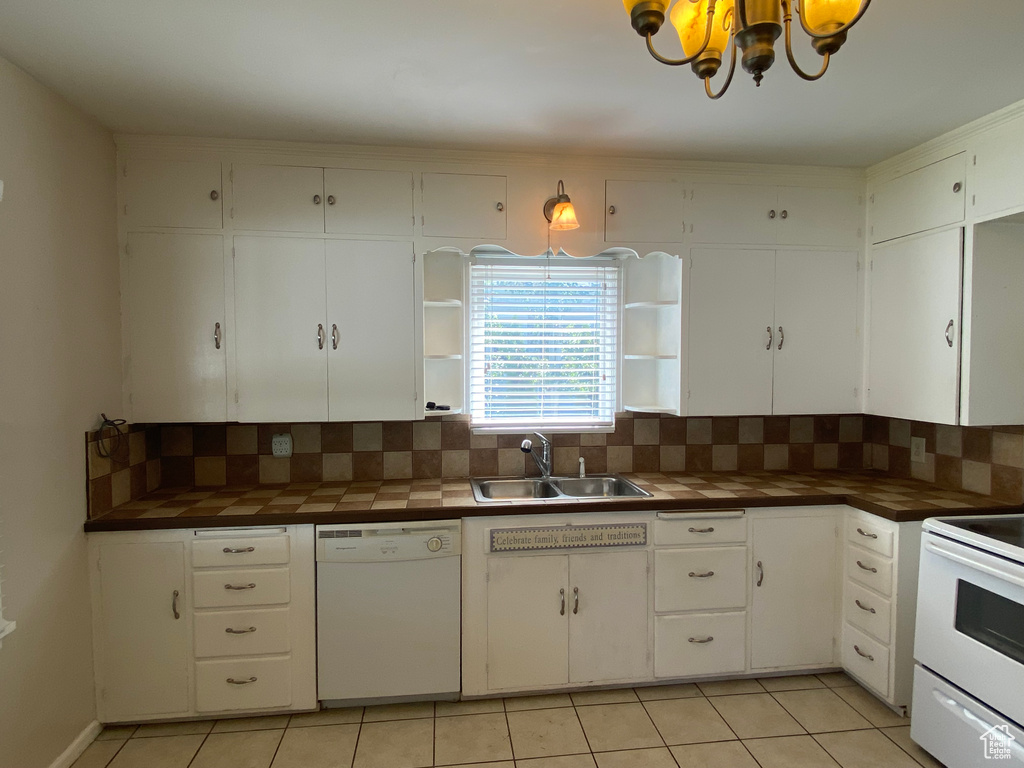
[[470, 474, 651, 502]]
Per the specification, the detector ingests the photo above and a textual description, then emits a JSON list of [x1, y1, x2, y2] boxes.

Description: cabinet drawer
[[654, 515, 747, 546], [845, 547, 893, 596], [194, 607, 291, 658], [844, 580, 892, 644], [193, 536, 290, 568], [655, 612, 746, 678], [195, 656, 292, 712], [193, 568, 290, 608], [655, 547, 747, 612], [842, 623, 890, 697], [845, 518, 894, 557]]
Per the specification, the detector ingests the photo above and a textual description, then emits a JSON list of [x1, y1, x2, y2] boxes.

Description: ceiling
[[1, 0, 1023, 168]]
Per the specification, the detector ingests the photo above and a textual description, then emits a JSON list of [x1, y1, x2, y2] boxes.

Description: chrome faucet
[[521, 432, 552, 478]]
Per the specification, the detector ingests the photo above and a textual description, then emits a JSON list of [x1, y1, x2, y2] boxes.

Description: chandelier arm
[[704, 33, 738, 99], [644, 3, 718, 67], [792, 0, 872, 39], [783, 11, 831, 80]]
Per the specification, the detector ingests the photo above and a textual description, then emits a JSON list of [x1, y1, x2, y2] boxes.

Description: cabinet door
[[324, 168, 414, 236], [569, 550, 650, 684], [688, 249, 775, 415], [94, 540, 189, 720], [867, 229, 961, 425], [776, 187, 862, 248], [870, 154, 966, 244], [126, 233, 227, 422], [234, 237, 328, 421], [772, 250, 860, 415], [421, 173, 506, 239], [123, 158, 223, 229], [231, 164, 325, 232], [972, 115, 1024, 219], [751, 514, 838, 669], [688, 183, 777, 245], [326, 240, 418, 421], [487, 555, 568, 690], [605, 180, 685, 243]]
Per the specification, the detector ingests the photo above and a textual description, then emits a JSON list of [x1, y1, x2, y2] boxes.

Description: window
[[468, 261, 619, 432]]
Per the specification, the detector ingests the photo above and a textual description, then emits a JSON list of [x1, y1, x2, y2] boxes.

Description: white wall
[[0, 55, 120, 768]]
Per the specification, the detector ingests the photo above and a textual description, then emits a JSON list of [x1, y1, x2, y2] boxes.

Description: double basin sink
[[470, 474, 652, 503]]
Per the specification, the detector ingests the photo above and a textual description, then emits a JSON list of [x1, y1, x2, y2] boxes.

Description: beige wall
[[0, 56, 119, 768]]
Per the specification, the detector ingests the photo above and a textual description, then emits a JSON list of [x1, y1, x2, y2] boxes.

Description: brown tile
[[738, 444, 764, 471], [660, 417, 687, 445], [764, 444, 789, 470], [789, 444, 814, 471], [145, 426, 162, 458], [291, 453, 322, 483], [910, 421, 937, 453], [443, 449, 471, 477], [889, 419, 911, 448], [687, 418, 713, 445], [685, 444, 712, 472], [935, 424, 963, 457], [634, 445, 660, 472], [935, 454, 962, 490], [226, 425, 258, 455], [469, 449, 499, 476], [993, 431, 1024, 468], [553, 433, 580, 447], [226, 455, 259, 485], [382, 451, 412, 480], [382, 422, 413, 451], [712, 417, 739, 445], [161, 425, 193, 457], [963, 427, 993, 463], [413, 451, 442, 479], [497, 433, 523, 449], [129, 431, 146, 466], [90, 475, 113, 517], [838, 415, 863, 443], [608, 418, 634, 446], [581, 446, 608, 474], [162, 456, 195, 487], [257, 424, 292, 455], [607, 446, 633, 473], [322, 423, 353, 453], [991, 464, 1024, 503], [258, 455, 290, 484], [712, 445, 738, 471], [194, 456, 227, 486], [838, 443, 864, 470], [130, 463, 147, 498], [866, 415, 889, 445], [635, 417, 661, 445], [813, 444, 839, 470], [889, 446, 911, 478], [193, 425, 226, 457], [660, 446, 686, 472], [962, 459, 992, 496], [471, 433, 497, 450], [871, 444, 889, 471], [441, 420, 470, 450], [764, 416, 789, 445], [353, 452, 384, 481], [814, 416, 840, 443], [352, 422, 382, 451], [291, 424, 321, 454]]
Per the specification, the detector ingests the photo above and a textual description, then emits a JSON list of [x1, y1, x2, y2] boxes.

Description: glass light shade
[[670, 0, 734, 57], [801, 0, 860, 31], [549, 201, 580, 231], [623, 0, 670, 15]]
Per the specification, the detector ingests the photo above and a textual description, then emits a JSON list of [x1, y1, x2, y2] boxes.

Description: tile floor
[[74, 673, 944, 768]]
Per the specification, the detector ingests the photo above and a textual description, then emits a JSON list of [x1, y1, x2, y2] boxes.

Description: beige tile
[[889, 419, 912, 448], [442, 449, 470, 477], [660, 445, 686, 472], [743, 735, 841, 768], [832, 686, 907, 728], [571, 688, 639, 706], [211, 715, 290, 733], [111, 469, 131, 506], [504, 693, 574, 711], [434, 712, 513, 765], [362, 701, 433, 722], [259, 455, 290, 484], [129, 431, 147, 464], [88, 440, 111, 478], [272, 723, 359, 768], [791, 417, 815, 443], [772, 689, 872, 733], [757, 675, 827, 692], [227, 425, 258, 455], [814, 729, 921, 768], [634, 419, 660, 445], [191, 729, 283, 768], [935, 425, 963, 457], [815, 672, 858, 689], [288, 707, 362, 727], [635, 683, 701, 701], [671, 740, 761, 768], [507, 706, 591, 759], [383, 451, 413, 479], [132, 720, 214, 738], [687, 418, 713, 444], [881, 726, 944, 768], [498, 448, 526, 476], [353, 422, 383, 452], [709, 694, 804, 739], [436, 698, 505, 716], [712, 445, 739, 471], [70, 740, 125, 768], [353, 718, 434, 768], [291, 424, 322, 454], [515, 756, 596, 768], [738, 418, 764, 444], [606, 446, 633, 473], [962, 459, 992, 496], [764, 444, 789, 470], [322, 453, 353, 482], [698, 679, 766, 697], [993, 431, 1024, 468], [595, 747, 679, 768], [96, 725, 136, 740], [108, 735, 204, 768], [643, 697, 736, 745], [581, 433, 607, 446], [576, 702, 663, 752]]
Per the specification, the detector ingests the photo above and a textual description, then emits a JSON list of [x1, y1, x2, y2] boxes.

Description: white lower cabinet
[[655, 612, 746, 678]]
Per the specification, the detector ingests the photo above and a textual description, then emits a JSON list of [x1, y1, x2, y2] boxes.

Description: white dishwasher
[[316, 520, 461, 705]]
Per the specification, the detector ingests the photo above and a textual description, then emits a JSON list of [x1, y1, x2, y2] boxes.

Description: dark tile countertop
[[84, 469, 1020, 532]]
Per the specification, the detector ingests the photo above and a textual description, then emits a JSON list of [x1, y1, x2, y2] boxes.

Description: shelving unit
[[422, 249, 466, 414], [620, 252, 685, 415]]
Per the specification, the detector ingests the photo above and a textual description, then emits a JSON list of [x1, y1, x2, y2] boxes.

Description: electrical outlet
[[911, 436, 926, 463], [271, 433, 293, 458]]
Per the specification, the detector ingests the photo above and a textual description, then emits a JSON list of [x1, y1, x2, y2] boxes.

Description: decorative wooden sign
[[489, 523, 648, 552]]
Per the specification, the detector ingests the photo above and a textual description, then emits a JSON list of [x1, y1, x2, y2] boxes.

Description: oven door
[[916, 532, 1024, 726]]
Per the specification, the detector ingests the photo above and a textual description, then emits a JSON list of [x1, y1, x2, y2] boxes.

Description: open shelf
[[624, 300, 677, 309], [623, 354, 677, 360], [623, 405, 677, 414], [425, 354, 463, 360], [424, 298, 463, 307]]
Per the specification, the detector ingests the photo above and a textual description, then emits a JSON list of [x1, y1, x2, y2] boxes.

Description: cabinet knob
[[768, 209, 777, 219], [313, 194, 322, 205], [496, 202, 504, 212], [780, 209, 788, 219], [210, 190, 220, 201], [608, 205, 616, 215], [327, 195, 336, 206], [953, 181, 962, 193]]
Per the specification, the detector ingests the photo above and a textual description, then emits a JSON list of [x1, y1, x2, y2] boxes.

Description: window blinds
[[469, 262, 619, 432]]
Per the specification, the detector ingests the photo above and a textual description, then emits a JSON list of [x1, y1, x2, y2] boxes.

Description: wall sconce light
[[543, 180, 580, 231]]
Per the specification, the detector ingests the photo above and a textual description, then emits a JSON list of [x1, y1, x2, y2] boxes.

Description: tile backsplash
[[85, 423, 162, 518]]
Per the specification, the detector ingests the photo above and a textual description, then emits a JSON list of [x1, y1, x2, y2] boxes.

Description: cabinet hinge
[[230, 207, 235, 219], [125, 242, 130, 256], [122, 164, 128, 177], [123, 204, 128, 216], [234, 391, 239, 404], [421, 215, 425, 227], [229, 168, 234, 182], [420, 176, 424, 192], [973, 155, 977, 166], [414, 391, 418, 402], [232, 247, 236, 259]]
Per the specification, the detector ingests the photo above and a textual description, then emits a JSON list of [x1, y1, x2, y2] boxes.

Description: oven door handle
[[924, 538, 1024, 589], [931, 688, 1024, 760]]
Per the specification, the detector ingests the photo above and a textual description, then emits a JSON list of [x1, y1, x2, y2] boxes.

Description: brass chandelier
[[623, 0, 872, 99]]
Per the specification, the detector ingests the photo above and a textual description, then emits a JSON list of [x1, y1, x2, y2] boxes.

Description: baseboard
[[49, 720, 102, 768]]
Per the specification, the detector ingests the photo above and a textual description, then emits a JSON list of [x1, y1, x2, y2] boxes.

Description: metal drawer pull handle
[[225, 583, 257, 590], [227, 677, 258, 685], [559, 587, 565, 616], [172, 589, 180, 620], [853, 645, 874, 661], [945, 319, 954, 348], [317, 323, 326, 350], [689, 571, 715, 578], [777, 326, 784, 350], [756, 560, 764, 587], [214, 322, 222, 350], [223, 546, 255, 554], [855, 599, 876, 614], [332, 323, 340, 351], [573, 586, 579, 615], [226, 626, 258, 634], [766, 326, 773, 350], [856, 560, 878, 573], [688, 636, 714, 644], [688, 526, 715, 533], [856, 528, 878, 539]]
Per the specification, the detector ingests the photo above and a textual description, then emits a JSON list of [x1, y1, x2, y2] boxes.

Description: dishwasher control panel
[[316, 521, 461, 562]]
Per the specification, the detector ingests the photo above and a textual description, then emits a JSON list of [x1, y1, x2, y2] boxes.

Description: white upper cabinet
[[123, 158, 223, 229], [970, 114, 1024, 220], [869, 154, 966, 244], [867, 228, 962, 425], [323, 169, 414, 236], [421, 172, 506, 240], [604, 180, 685, 243], [776, 186, 862, 248], [126, 233, 227, 422], [231, 164, 326, 232]]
